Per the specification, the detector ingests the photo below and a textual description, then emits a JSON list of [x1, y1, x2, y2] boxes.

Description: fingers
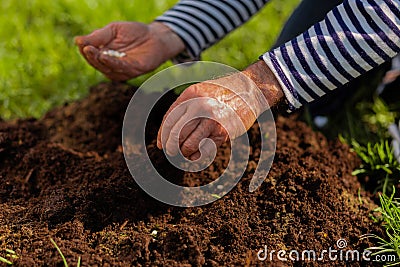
[[80, 46, 133, 81], [159, 111, 221, 160], [75, 24, 114, 48], [98, 53, 138, 79], [82, 46, 112, 74], [103, 72, 131, 82], [184, 122, 228, 160], [178, 119, 201, 146], [157, 101, 187, 151], [179, 119, 214, 158], [75, 24, 132, 80], [165, 116, 200, 156], [182, 120, 227, 160], [190, 139, 217, 161], [190, 151, 201, 161]]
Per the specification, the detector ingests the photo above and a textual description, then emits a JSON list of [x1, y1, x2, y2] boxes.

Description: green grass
[[351, 139, 400, 195], [328, 85, 400, 195], [336, 90, 400, 266], [0, 0, 299, 119], [362, 190, 400, 266], [50, 238, 81, 267], [0, 256, 12, 265], [0, 249, 18, 265], [315, 58, 400, 267]]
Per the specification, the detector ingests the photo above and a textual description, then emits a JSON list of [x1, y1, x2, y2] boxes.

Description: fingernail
[[74, 36, 86, 46], [74, 36, 80, 45], [85, 47, 96, 56]]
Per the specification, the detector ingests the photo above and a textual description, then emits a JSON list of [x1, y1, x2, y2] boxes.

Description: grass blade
[[0, 256, 12, 265], [50, 237, 68, 267]]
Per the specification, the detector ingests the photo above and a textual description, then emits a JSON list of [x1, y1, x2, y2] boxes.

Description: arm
[[75, 0, 269, 80], [262, 0, 400, 111], [75, 22, 185, 81], [157, 0, 400, 158], [155, 0, 269, 61], [156, 61, 283, 160]]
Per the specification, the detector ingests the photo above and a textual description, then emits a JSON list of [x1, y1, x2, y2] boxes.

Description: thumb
[[75, 24, 114, 48]]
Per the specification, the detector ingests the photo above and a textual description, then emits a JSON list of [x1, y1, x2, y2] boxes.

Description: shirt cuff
[[259, 53, 302, 112], [154, 19, 201, 63]]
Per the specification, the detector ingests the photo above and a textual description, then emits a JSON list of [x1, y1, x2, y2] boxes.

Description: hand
[[156, 61, 284, 160], [75, 22, 185, 81]]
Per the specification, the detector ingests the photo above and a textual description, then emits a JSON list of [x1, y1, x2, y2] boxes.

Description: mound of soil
[[0, 83, 382, 266]]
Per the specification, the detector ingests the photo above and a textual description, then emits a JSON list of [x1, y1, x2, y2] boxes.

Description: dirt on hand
[[0, 82, 382, 266]]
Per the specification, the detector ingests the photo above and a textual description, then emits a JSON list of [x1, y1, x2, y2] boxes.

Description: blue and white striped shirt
[[156, 0, 400, 111]]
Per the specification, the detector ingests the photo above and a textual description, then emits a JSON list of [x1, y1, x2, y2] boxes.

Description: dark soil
[[0, 83, 383, 266]]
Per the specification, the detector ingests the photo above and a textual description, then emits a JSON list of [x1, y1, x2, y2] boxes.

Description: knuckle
[[166, 139, 178, 151], [163, 118, 174, 129], [169, 102, 184, 113], [202, 104, 215, 114], [184, 85, 200, 96], [181, 142, 196, 155], [166, 136, 179, 148], [108, 22, 118, 29], [169, 129, 180, 141]]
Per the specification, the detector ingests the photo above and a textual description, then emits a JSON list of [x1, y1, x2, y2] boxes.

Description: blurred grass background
[[0, 0, 299, 119]]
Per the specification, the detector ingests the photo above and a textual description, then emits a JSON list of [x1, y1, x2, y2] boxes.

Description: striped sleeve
[[155, 0, 269, 61], [262, 0, 400, 111]]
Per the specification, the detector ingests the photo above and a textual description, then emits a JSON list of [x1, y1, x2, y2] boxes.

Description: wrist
[[242, 60, 284, 109], [149, 22, 185, 61]]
